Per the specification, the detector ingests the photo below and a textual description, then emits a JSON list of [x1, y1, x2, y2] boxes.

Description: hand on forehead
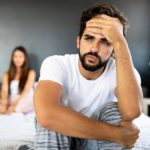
[[86, 14, 123, 34]]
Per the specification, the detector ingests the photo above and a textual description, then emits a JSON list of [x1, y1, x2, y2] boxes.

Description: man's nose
[[90, 41, 99, 53]]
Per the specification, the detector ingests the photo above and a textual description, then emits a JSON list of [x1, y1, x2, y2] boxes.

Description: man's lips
[[86, 54, 98, 62]]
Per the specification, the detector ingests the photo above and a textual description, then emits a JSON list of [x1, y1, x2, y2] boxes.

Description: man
[[33, 3, 142, 150]]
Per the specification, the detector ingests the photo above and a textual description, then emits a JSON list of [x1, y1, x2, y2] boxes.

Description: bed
[[133, 113, 150, 150], [0, 113, 35, 150], [0, 112, 149, 150]]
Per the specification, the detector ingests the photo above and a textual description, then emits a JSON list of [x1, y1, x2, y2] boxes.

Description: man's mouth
[[86, 54, 98, 63]]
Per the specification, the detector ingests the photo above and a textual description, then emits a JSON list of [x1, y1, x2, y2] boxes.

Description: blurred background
[[0, 0, 149, 97]]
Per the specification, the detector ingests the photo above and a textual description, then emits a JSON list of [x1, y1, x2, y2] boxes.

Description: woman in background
[[0, 46, 36, 114]]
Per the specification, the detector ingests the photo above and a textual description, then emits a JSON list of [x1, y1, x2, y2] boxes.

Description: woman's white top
[[10, 80, 34, 102]]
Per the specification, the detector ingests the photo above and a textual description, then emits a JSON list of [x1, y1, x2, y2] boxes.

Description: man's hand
[[117, 121, 139, 148], [86, 14, 127, 50]]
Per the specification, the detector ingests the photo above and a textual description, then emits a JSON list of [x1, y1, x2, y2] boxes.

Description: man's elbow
[[36, 112, 56, 130], [37, 117, 50, 129], [122, 109, 141, 121]]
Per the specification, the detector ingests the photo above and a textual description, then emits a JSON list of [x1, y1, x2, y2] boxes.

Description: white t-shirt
[[39, 54, 141, 117]]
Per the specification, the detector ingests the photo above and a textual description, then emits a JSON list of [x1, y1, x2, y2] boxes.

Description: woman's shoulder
[[28, 69, 36, 78], [2, 71, 9, 78], [1, 71, 9, 83], [28, 69, 36, 74]]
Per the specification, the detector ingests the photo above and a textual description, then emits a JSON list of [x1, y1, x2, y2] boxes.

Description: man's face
[[77, 29, 113, 72]]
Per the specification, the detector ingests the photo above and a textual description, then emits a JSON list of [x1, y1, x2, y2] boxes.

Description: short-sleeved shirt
[[39, 54, 141, 117]]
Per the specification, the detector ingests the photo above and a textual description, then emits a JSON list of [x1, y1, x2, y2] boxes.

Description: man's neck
[[78, 60, 106, 80]]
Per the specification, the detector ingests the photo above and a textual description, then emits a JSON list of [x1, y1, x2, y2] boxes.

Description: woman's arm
[[6, 70, 36, 114], [0, 72, 9, 113]]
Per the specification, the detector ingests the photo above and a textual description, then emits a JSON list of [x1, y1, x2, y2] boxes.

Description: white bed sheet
[[0, 113, 149, 150], [133, 113, 150, 150], [0, 113, 35, 150]]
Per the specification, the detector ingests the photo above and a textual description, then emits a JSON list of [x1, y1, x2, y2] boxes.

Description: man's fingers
[[86, 22, 110, 33], [98, 14, 113, 20], [99, 14, 122, 24], [87, 18, 112, 26], [86, 22, 110, 28], [86, 17, 123, 36], [86, 27, 103, 35], [87, 15, 123, 30]]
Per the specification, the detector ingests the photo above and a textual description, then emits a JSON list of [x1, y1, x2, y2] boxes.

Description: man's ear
[[76, 36, 80, 49]]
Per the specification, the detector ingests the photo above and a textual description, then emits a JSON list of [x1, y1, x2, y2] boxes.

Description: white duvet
[[133, 113, 150, 150], [0, 113, 35, 150], [0, 113, 149, 150]]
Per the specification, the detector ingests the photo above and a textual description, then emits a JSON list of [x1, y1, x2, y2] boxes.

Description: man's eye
[[85, 37, 93, 41], [101, 40, 110, 46]]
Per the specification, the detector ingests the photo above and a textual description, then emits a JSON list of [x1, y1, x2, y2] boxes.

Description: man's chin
[[83, 64, 101, 72]]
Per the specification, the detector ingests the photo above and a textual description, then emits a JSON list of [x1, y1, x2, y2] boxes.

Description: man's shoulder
[[42, 54, 78, 65], [42, 54, 78, 67]]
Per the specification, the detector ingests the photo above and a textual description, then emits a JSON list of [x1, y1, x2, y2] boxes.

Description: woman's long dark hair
[[8, 46, 30, 94]]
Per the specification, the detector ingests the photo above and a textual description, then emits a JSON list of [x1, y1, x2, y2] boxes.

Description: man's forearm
[[37, 105, 119, 142], [114, 39, 143, 120]]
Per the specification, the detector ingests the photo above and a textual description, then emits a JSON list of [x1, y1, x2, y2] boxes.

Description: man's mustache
[[84, 52, 99, 58]]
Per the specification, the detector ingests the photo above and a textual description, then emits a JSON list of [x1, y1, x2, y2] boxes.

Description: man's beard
[[79, 51, 109, 72]]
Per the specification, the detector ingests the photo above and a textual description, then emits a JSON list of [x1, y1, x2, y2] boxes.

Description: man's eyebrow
[[84, 34, 94, 38]]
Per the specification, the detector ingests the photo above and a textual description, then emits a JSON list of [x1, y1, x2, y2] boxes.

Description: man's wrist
[[113, 37, 128, 53], [103, 125, 122, 145], [98, 123, 120, 143]]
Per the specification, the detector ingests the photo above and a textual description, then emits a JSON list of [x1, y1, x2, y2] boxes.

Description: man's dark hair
[[79, 3, 129, 37]]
